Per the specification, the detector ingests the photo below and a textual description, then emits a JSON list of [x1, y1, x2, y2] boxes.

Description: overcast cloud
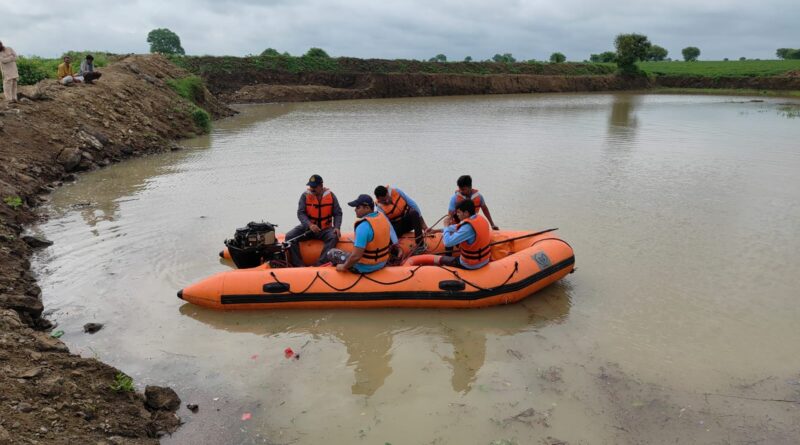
[[2, 0, 797, 61]]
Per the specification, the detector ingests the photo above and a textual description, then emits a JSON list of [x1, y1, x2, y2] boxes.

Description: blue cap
[[347, 194, 374, 208], [306, 174, 323, 187]]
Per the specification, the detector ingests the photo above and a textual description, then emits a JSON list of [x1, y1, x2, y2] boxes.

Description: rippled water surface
[[32, 94, 800, 444]]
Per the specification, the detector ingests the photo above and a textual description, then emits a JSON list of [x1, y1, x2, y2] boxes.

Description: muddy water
[[32, 94, 800, 444]]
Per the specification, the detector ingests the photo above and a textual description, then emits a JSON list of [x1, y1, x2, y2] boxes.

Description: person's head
[[63, 56, 71, 64], [0, 41, 4, 51], [348, 194, 375, 218], [455, 198, 476, 221], [306, 174, 323, 193], [85, 54, 94, 62], [457, 175, 473, 194], [374, 185, 390, 205]]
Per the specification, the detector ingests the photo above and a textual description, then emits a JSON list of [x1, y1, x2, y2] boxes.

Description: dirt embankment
[[0, 54, 233, 443], [202, 70, 652, 103], [655, 74, 800, 90]]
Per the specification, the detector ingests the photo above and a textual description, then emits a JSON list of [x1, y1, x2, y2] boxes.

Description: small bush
[[4, 196, 23, 209], [110, 373, 134, 392], [190, 106, 211, 132], [304, 47, 330, 58], [166, 75, 205, 103]]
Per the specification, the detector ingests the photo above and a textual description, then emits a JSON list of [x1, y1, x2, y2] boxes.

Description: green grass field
[[638, 60, 800, 77]]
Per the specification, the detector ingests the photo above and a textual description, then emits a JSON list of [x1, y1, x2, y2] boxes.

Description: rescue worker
[[285, 174, 342, 267], [333, 194, 398, 273], [447, 175, 499, 229], [437, 199, 492, 269], [374, 185, 428, 252]]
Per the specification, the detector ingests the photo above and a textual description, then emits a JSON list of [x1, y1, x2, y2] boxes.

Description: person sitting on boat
[[285, 174, 342, 267], [446, 175, 499, 230], [332, 194, 398, 273], [374, 185, 428, 253], [437, 199, 492, 269]]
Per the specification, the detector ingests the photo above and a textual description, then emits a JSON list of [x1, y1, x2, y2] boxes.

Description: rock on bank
[[0, 54, 233, 443]]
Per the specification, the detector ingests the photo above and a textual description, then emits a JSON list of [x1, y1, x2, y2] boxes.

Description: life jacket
[[354, 213, 392, 265], [377, 186, 409, 222], [456, 214, 492, 267], [454, 188, 482, 214], [304, 189, 334, 229]]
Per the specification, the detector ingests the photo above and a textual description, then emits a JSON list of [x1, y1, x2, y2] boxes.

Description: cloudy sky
[[2, 0, 797, 61]]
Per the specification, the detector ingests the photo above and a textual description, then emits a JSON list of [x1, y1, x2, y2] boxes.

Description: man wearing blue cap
[[331, 194, 398, 273], [285, 174, 343, 267]]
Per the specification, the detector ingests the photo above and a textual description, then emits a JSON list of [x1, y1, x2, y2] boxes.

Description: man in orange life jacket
[[436, 199, 492, 269], [332, 194, 398, 273], [447, 175, 499, 230], [374, 185, 427, 251], [285, 174, 343, 267]]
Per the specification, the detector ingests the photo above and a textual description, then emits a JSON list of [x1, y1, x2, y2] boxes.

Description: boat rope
[[269, 266, 425, 294], [428, 228, 558, 256], [436, 261, 519, 292]]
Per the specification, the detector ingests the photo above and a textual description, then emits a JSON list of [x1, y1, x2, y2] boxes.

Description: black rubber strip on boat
[[220, 256, 574, 305]]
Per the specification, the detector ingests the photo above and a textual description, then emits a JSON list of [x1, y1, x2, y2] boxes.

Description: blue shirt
[[353, 212, 398, 273], [442, 215, 490, 269], [448, 191, 485, 213]]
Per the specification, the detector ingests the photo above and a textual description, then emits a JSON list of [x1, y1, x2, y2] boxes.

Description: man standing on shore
[[0, 41, 19, 103]]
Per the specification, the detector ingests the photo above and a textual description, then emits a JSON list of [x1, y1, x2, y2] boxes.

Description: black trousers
[[391, 208, 424, 245], [285, 225, 338, 267]]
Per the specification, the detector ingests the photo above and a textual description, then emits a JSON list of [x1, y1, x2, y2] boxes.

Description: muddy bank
[[654, 74, 800, 91], [0, 54, 233, 443], [218, 72, 652, 103]]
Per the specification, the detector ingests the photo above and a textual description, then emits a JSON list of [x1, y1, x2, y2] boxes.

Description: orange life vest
[[456, 214, 492, 267], [454, 188, 483, 214], [304, 189, 334, 229], [377, 186, 409, 222], [354, 213, 392, 265]]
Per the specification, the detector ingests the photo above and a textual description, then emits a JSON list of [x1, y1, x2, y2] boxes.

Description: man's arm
[[339, 247, 364, 271], [296, 194, 311, 227], [480, 204, 499, 230], [0, 48, 16, 64], [442, 224, 475, 248], [331, 193, 343, 230], [397, 188, 422, 216]]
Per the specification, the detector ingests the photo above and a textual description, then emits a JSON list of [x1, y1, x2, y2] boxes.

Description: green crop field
[[638, 60, 800, 77]]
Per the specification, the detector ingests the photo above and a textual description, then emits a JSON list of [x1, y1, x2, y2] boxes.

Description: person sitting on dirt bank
[[285, 174, 342, 267], [331, 194, 398, 273], [447, 175, 499, 229], [78, 55, 102, 84], [57, 56, 83, 85], [0, 41, 19, 103], [374, 185, 428, 253], [435, 199, 492, 269]]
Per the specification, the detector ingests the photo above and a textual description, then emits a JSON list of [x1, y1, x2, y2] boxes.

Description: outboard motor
[[224, 221, 279, 269]]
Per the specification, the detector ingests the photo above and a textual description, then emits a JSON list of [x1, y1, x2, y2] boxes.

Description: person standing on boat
[[286, 174, 342, 267], [446, 175, 499, 229], [438, 199, 492, 269], [374, 185, 428, 252], [333, 194, 398, 273]]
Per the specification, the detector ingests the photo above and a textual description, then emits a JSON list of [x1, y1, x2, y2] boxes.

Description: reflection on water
[[179, 282, 572, 397], [31, 93, 800, 444]]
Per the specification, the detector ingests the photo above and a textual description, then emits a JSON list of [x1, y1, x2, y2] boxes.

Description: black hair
[[455, 198, 476, 215], [0, 42, 4, 51], [457, 175, 472, 188], [374, 185, 388, 198], [86, 54, 94, 60]]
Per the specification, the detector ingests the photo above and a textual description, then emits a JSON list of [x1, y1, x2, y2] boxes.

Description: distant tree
[[147, 28, 185, 55], [282, 51, 291, 57], [464, 56, 472, 62], [723, 58, 729, 61], [590, 51, 616, 63], [614, 33, 651, 74], [549, 52, 566, 63], [646, 45, 668, 61], [739, 56, 746, 61], [776, 48, 800, 60], [682, 46, 700, 61], [428, 54, 447, 62], [492, 53, 516, 63], [261, 48, 280, 57], [304, 48, 330, 58]]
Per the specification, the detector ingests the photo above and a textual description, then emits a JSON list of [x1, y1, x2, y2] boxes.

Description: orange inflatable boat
[[178, 229, 574, 310]]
